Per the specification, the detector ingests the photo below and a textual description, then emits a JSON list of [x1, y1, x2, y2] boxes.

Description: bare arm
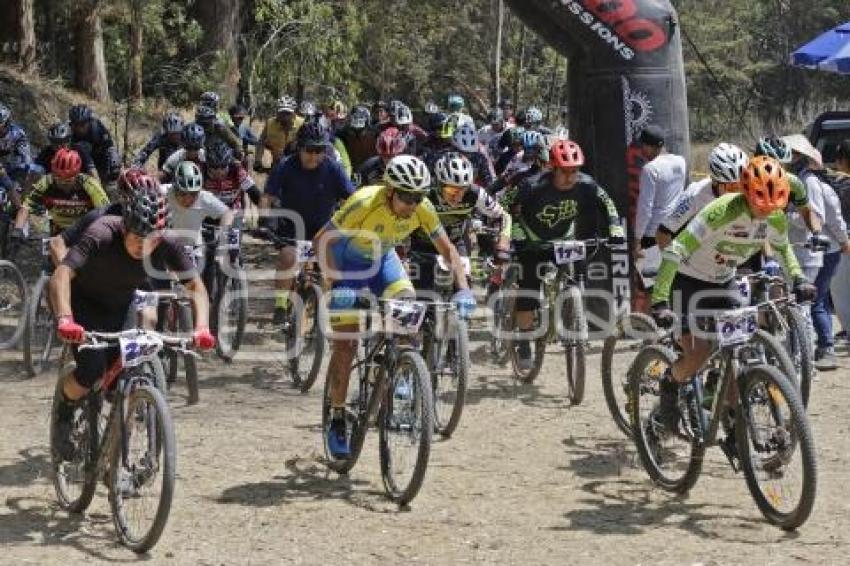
[[433, 232, 469, 291], [49, 264, 76, 319], [48, 236, 68, 267], [184, 276, 210, 330]]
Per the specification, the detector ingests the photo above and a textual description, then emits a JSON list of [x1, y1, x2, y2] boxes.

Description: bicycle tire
[[431, 316, 469, 438], [0, 259, 27, 350], [379, 349, 433, 505], [23, 274, 56, 377], [745, 329, 797, 391], [290, 284, 325, 393], [629, 345, 705, 494], [736, 364, 817, 530], [562, 286, 586, 406], [783, 306, 813, 408], [601, 312, 658, 437], [214, 269, 247, 362], [50, 371, 98, 513], [108, 383, 176, 553], [490, 266, 517, 365], [177, 302, 199, 405]]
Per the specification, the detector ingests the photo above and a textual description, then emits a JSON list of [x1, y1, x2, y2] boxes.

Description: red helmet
[[549, 139, 585, 168], [118, 168, 160, 198], [51, 147, 82, 179], [376, 127, 406, 158]]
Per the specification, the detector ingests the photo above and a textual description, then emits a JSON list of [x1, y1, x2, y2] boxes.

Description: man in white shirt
[[633, 125, 687, 260]]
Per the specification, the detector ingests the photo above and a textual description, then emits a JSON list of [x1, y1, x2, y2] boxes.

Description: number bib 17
[[553, 241, 586, 265]]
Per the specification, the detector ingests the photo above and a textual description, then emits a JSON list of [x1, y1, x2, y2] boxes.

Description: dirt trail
[[1, 246, 849, 564]]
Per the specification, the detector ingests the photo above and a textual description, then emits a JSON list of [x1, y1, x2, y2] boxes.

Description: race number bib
[[223, 229, 241, 250], [119, 334, 164, 368], [384, 300, 427, 335], [553, 241, 586, 265], [436, 255, 472, 276], [736, 277, 751, 305], [716, 307, 758, 346], [296, 240, 315, 262], [131, 290, 159, 311]]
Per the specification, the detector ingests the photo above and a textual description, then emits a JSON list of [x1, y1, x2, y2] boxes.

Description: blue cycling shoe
[[327, 419, 351, 459]]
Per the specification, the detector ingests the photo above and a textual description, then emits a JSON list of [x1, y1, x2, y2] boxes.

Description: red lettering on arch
[[616, 18, 667, 52]]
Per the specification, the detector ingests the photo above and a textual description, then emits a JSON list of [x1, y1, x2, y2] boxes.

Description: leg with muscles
[[513, 248, 545, 371], [273, 245, 297, 326]]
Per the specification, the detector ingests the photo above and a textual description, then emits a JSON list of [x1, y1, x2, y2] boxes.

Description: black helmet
[[182, 123, 206, 150], [123, 185, 171, 236], [162, 112, 184, 134], [200, 91, 220, 110], [69, 104, 93, 125], [206, 141, 234, 169], [229, 104, 248, 118], [296, 122, 329, 148], [47, 121, 72, 145], [0, 103, 11, 126], [195, 105, 216, 124]]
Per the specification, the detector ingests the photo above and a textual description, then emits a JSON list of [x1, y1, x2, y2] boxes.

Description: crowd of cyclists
[[0, 85, 846, 549]]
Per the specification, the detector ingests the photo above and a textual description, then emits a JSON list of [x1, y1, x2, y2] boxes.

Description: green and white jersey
[[652, 193, 803, 304]]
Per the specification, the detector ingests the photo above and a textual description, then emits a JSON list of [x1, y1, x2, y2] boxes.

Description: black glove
[[651, 301, 676, 328], [793, 278, 817, 303], [808, 232, 830, 253], [608, 234, 626, 246]]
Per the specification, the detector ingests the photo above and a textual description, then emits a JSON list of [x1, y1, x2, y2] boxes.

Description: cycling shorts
[[670, 272, 741, 334]]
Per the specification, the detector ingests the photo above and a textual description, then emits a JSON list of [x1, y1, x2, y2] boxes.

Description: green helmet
[[755, 136, 792, 164]]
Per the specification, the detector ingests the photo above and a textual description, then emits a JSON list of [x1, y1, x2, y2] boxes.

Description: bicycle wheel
[[743, 330, 797, 390], [23, 274, 56, 377], [629, 345, 705, 493], [561, 286, 586, 405], [782, 306, 814, 408], [430, 315, 469, 438], [321, 361, 369, 474], [736, 365, 817, 530], [108, 382, 176, 553], [489, 266, 516, 364], [379, 349, 433, 505], [177, 302, 199, 405], [601, 312, 659, 437], [0, 259, 26, 350], [215, 269, 247, 362], [50, 370, 98, 513], [288, 284, 325, 393]]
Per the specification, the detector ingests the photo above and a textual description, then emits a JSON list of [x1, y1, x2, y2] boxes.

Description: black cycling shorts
[[670, 273, 741, 334]]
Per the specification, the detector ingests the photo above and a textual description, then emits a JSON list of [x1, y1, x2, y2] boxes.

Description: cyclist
[[337, 106, 377, 171], [650, 156, 817, 432], [200, 90, 234, 128], [522, 106, 552, 135], [203, 140, 262, 211], [446, 94, 474, 129], [161, 123, 206, 181], [49, 186, 215, 461], [12, 148, 109, 241], [258, 95, 304, 167], [494, 126, 525, 177], [133, 112, 185, 170], [498, 98, 517, 127], [754, 135, 821, 234], [228, 104, 259, 171], [194, 105, 242, 157], [446, 123, 496, 189], [409, 152, 511, 291], [493, 130, 548, 197], [510, 139, 624, 371], [299, 100, 318, 123], [33, 121, 97, 179], [478, 108, 507, 161], [68, 104, 120, 185], [392, 103, 428, 156], [314, 154, 473, 458], [0, 102, 33, 186], [372, 100, 392, 130], [261, 121, 354, 325], [357, 127, 407, 187]]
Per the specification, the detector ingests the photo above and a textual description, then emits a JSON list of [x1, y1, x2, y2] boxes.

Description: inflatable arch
[[506, 0, 690, 309]]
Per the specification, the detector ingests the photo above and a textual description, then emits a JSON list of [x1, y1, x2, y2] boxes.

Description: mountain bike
[[0, 255, 27, 350], [408, 250, 470, 439], [50, 328, 194, 552], [21, 223, 58, 376], [203, 224, 247, 362], [628, 303, 816, 530], [322, 297, 433, 505]]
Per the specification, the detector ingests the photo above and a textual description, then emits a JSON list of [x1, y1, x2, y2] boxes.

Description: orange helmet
[[51, 147, 82, 179], [549, 139, 584, 168], [740, 156, 789, 215]]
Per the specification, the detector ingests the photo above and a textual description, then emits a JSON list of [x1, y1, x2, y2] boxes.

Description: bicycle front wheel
[[215, 269, 248, 362], [108, 382, 176, 553], [430, 316, 469, 438], [379, 349, 433, 505], [288, 283, 325, 393], [736, 365, 817, 530], [0, 259, 26, 350], [561, 286, 586, 405], [23, 274, 56, 376]]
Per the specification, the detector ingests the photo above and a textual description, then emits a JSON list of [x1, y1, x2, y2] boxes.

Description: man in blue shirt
[[262, 122, 354, 324]]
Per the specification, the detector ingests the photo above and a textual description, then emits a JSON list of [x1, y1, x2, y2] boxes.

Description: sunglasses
[[395, 191, 424, 205]]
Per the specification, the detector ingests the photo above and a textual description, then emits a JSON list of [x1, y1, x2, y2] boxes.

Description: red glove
[[193, 328, 216, 351], [57, 316, 85, 343]]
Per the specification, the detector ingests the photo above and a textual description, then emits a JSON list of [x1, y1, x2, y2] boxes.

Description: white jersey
[[660, 177, 713, 234], [167, 188, 229, 246], [635, 152, 687, 238]]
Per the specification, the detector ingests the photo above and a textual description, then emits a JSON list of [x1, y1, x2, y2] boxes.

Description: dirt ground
[[1, 247, 849, 565]]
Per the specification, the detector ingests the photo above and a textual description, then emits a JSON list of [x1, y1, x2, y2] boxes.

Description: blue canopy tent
[[791, 22, 850, 74]]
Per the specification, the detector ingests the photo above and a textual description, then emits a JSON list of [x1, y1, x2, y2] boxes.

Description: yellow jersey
[[25, 174, 110, 233], [330, 184, 443, 259], [260, 116, 304, 161]]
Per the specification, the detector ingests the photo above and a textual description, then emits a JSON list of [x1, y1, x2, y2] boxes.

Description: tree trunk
[[17, 0, 37, 72], [494, 0, 503, 106], [74, 0, 110, 101], [129, 0, 143, 100], [194, 0, 242, 102]]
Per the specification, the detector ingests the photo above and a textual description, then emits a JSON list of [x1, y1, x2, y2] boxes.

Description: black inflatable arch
[[506, 0, 690, 307]]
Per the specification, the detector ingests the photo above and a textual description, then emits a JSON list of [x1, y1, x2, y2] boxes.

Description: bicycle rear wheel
[[782, 306, 814, 408], [288, 284, 325, 393], [561, 286, 586, 405], [601, 312, 659, 437], [50, 368, 99, 513], [321, 363, 369, 474], [215, 269, 247, 362], [736, 365, 817, 530], [379, 349, 433, 505], [0, 259, 26, 350], [629, 345, 705, 493], [23, 275, 56, 376], [108, 382, 176, 553]]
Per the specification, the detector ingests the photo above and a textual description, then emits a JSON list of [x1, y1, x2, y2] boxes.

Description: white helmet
[[394, 104, 413, 126], [276, 95, 296, 113], [385, 155, 432, 194], [452, 123, 479, 152], [708, 142, 748, 184], [174, 161, 204, 193], [435, 152, 474, 188]]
